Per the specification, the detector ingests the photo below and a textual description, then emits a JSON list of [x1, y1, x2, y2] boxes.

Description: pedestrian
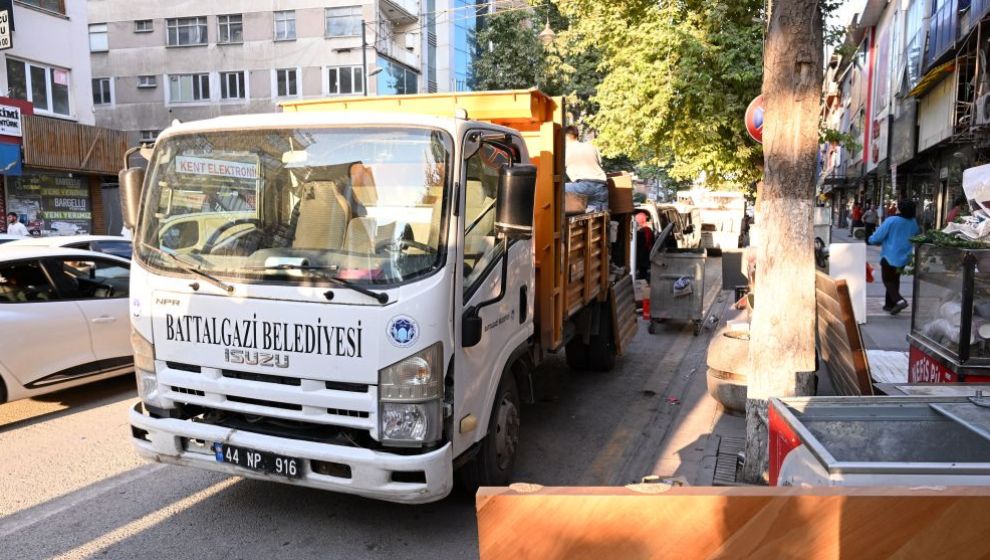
[[868, 200, 919, 315], [563, 125, 609, 212], [850, 202, 863, 233], [5, 212, 28, 236], [862, 203, 879, 238], [946, 195, 968, 223]]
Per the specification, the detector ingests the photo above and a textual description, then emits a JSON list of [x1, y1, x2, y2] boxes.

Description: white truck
[[119, 90, 636, 503]]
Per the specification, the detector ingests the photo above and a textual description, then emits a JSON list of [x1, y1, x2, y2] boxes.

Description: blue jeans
[[565, 180, 610, 212]]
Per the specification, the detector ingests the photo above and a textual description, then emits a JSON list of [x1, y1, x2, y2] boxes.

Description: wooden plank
[[610, 275, 637, 355], [477, 486, 990, 560], [815, 271, 873, 396], [22, 115, 128, 175]]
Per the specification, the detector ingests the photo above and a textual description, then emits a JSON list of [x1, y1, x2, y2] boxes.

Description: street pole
[[361, 19, 368, 96]]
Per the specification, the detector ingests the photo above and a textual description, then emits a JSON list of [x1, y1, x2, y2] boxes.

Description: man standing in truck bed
[[564, 126, 609, 212]]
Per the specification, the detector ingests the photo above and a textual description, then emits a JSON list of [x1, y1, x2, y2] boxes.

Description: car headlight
[[379, 342, 443, 402], [379, 343, 444, 446], [132, 329, 170, 409]]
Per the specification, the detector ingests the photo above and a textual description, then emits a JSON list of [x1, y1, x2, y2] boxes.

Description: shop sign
[[6, 173, 91, 236], [0, 8, 11, 52], [0, 143, 20, 175], [0, 102, 21, 137], [176, 155, 259, 180]]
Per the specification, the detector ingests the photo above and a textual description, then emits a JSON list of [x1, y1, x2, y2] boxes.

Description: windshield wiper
[[252, 264, 389, 304], [142, 243, 234, 294]]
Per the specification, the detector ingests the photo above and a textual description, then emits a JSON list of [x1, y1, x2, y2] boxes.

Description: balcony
[[381, 0, 418, 25], [925, 0, 959, 70]]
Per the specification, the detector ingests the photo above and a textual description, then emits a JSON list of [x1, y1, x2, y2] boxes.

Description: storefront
[[0, 96, 127, 236]]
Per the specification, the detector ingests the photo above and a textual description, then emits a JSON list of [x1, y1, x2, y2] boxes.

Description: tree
[[740, 0, 823, 483], [553, 0, 765, 190], [470, 8, 568, 94]]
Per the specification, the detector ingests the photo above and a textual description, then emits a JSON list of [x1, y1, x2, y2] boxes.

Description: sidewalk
[[675, 228, 913, 486], [830, 227, 911, 352]]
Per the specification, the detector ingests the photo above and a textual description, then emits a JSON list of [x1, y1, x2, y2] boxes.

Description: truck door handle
[[91, 316, 117, 324]]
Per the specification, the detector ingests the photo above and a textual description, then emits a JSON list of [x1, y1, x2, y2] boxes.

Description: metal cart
[[648, 228, 707, 335]]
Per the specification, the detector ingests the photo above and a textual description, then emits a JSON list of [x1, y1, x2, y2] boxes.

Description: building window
[[274, 10, 296, 41], [325, 6, 362, 37], [17, 0, 65, 15], [220, 71, 246, 100], [328, 66, 363, 95], [138, 75, 157, 88], [168, 73, 210, 103], [218, 14, 243, 44], [6, 59, 71, 116], [89, 24, 109, 52], [378, 58, 419, 96], [140, 130, 159, 143], [134, 20, 153, 33], [275, 68, 298, 97], [92, 78, 112, 105], [166, 17, 208, 46]]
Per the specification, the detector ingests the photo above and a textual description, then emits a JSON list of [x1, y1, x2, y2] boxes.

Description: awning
[[909, 60, 956, 98]]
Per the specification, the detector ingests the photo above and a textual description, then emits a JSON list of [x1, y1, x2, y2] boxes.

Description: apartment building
[[0, 0, 127, 236], [3, 0, 95, 123], [821, 0, 990, 231], [87, 0, 430, 143]]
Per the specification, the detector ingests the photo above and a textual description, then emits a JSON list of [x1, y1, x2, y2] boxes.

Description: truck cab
[[121, 91, 634, 503]]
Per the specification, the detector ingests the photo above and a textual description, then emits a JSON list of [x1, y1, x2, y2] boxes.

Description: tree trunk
[[740, 0, 823, 484]]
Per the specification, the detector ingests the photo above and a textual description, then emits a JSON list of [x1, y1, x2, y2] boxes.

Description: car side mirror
[[495, 164, 537, 240], [462, 308, 483, 348], [119, 167, 145, 231]]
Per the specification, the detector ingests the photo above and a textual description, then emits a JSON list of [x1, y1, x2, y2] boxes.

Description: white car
[[0, 234, 24, 245], [0, 246, 133, 403], [3, 235, 132, 259]]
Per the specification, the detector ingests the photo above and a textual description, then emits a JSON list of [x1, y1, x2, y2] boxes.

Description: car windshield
[[137, 127, 451, 286]]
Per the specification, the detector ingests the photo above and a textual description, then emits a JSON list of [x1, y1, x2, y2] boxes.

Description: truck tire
[[565, 338, 590, 371], [586, 309, 616, 372], [457, 374, 521, 492]]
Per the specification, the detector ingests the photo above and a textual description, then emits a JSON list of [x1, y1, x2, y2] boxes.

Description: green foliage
[[553, 0, 765, 190], [912, 231, 990, 250], [821, 127, 861, 154], [470, 7, 568, 94]]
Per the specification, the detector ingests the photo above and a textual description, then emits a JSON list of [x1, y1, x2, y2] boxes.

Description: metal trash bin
[[648, 244, 707, 336]]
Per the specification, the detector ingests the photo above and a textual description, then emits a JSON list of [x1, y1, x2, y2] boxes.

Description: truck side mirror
[[462, 309, 483, 348], [495, 164, 537, 240], [119, 167, 145, 230]]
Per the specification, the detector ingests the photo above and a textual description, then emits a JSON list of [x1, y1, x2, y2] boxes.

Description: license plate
[[212, 443, 301, 478]]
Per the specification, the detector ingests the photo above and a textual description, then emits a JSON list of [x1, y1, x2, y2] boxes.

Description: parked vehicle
[[119, 90, 637, 503], [674, 203, 702, 249], [0, 247, 132, 403], [0, 234, 23, 245], [3, 235, 132, 259], [677, 190, 746, 254]]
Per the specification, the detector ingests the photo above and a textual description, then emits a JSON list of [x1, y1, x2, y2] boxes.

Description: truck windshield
[[136, 127, 451, 287]]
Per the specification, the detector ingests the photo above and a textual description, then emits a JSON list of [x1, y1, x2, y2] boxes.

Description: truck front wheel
[[457, 374, 521, 492]]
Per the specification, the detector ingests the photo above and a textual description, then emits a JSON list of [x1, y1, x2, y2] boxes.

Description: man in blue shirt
[[868, 200, 919, 315]]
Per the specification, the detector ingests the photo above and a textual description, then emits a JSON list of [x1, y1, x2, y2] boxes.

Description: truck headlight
[[132, 329, 170, 410], [379, 343, 443, 446]]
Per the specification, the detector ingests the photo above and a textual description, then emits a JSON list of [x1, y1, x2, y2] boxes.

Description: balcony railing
[[926, 0, 959, 69]]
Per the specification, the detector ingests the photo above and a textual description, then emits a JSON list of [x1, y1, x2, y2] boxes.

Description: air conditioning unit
[[976, 94, 990, 126], [405, 33, 417, 51]]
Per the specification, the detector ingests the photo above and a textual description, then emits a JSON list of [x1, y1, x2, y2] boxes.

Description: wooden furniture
[[477, 485, 990, 559], [815, 271, 873, 395]]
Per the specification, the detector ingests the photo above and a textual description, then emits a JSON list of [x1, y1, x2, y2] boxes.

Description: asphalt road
[[0, 266, 721, 560]]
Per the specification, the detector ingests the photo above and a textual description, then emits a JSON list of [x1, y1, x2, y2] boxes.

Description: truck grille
[[157, 361, 378, 438]]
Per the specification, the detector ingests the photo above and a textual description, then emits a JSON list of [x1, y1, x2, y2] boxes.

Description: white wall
[[0, 1, 94, 124]]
